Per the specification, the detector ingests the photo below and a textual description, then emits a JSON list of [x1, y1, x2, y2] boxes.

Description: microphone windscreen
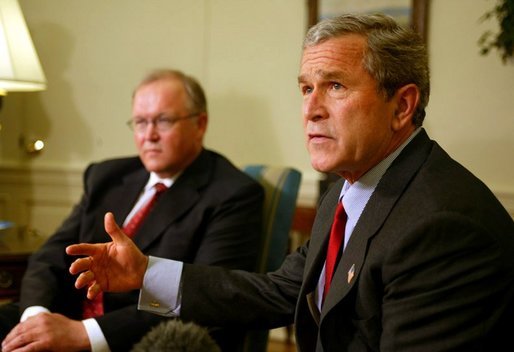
[[131, 319, 221, 352]]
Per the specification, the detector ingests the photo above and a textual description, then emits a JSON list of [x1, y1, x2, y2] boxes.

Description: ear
[[196, 112, 208, 135], [391, 84, 419, 131]]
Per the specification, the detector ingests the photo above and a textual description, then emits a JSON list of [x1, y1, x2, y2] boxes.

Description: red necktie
[[122, 183, 168, 237], [323, 201, 347, 302], [82, 182, 168, 319]]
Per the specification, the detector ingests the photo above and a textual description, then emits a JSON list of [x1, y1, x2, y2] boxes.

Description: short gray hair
[[304, 13, 429, 127], [134, 69, 207, 115]]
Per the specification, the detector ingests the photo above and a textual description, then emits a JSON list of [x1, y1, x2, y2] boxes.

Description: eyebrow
[[133, 112, 180, 119], [298, 70, 346, 84]]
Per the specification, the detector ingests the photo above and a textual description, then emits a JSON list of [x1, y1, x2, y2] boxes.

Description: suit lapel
[[295, 177, 344, 333], [111, 169, 148, 224], [132, 149, 213, 251], [320, 130, 434, 317], [132, 184, 200, 250], [303, 179, 344, 293], [90, 168, 148, 243]]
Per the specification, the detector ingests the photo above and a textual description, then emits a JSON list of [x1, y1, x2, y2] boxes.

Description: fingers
[[70, 259, 103, 299], [87, 283, 102, 300], [104, 212, 127, 243], [66, 212, 126, 257], [2, 320, 37, 352], [73, 269, 102, 299], [1, 322, 20, 350], [65, 243, 97, 257], [74, 270, 95, 289], [68, 256, 92, 275]]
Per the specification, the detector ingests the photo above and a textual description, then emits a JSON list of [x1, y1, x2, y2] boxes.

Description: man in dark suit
[[66, 14, 514, 351], [0, 69, 263, 351]]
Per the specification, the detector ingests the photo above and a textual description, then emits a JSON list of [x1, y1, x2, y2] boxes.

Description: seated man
[[0, 69, 264, 352]]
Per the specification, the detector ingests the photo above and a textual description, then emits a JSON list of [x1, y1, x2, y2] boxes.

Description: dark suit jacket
[[19, 149, 264, 351], [180, 130, 514, 352]]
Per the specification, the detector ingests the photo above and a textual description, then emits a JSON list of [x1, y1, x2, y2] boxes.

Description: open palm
[[67, 212, 148, 298]]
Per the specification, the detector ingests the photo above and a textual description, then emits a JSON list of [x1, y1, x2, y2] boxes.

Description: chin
[[149, 165, 179, 178], [310, 160, 333, 174], [142, 162, 166, 175], [142, 161, 161, 171]]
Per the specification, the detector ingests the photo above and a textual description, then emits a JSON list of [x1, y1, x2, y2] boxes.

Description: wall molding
[[0, 165, 512, 237], [0, 165, 83, 236]]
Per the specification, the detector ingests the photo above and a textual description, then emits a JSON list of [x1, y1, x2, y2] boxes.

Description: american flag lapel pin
[[347, 264, 355, 284]]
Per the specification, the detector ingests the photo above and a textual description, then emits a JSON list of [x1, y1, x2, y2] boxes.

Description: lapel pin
[[347, 264, 355, 284]]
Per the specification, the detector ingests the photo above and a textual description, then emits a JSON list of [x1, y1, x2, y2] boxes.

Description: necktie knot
[[154, 182, 167, 194]]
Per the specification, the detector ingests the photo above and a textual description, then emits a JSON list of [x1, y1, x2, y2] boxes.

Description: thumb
[[104, 212, 129, 243]]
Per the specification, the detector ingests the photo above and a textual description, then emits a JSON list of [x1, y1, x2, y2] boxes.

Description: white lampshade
[[0, 0, 46, 95]]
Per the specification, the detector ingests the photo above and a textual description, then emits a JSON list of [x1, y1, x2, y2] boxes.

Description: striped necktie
[[122, 182, 168, 237]]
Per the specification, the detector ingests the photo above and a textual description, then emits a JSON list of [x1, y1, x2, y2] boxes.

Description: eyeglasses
[[126, 114, 198, 133]]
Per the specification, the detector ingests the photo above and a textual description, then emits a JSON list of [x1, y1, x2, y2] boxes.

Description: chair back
[[241, 165, 301, 352], [243, 164, 302, 273]]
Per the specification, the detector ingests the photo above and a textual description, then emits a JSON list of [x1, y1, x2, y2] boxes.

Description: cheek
[[160, 133, 185, 154], [134, 134, 144, 148]]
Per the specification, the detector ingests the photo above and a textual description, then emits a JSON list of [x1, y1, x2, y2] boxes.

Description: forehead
[[133, 78, 188, 111], [299, 34, 367, 81]]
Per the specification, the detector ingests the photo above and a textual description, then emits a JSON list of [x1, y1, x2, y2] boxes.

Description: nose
[[303, 89, 327, 122], [142, 121, 160, 140]]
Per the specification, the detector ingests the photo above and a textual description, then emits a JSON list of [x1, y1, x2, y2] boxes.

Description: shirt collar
[[340, 128, 422, 223], [145, 172, 179, 192]]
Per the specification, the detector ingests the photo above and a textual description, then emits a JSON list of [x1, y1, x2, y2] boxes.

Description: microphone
[[131, 319, 221, 352]]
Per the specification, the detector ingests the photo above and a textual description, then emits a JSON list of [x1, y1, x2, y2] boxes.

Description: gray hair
[[304, 13, 429, 127], [134, 69, 207, 115]]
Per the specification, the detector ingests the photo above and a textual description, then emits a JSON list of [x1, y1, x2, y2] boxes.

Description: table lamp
[[0, 0, 47, 151], [0, 0, 47, 227], [0, 0, 46, 96]]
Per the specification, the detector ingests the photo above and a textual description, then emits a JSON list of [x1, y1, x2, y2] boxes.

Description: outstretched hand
[[66, 212, 149, 299]]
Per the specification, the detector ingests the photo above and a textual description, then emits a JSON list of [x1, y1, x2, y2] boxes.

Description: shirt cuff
[[82, 318, 111, 352], [138, 256, 183, 316], [20, 306, 49, 322]]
